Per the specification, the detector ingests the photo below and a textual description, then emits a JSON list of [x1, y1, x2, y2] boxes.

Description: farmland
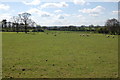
[[2, 31, 118, 78]]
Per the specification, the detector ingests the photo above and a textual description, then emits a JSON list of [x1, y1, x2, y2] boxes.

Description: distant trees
[[2, 19, 7, 28], [11, 16, 20, 33], [19, 12, 31, 33], [68, 25, 77, 31], [105, 18, 120, 35], [97, 18, 120, 35], [1, 12, 44, 33], [89, 25, 94, 31], [36, 25, 44, 32], [46, 18, 120, 35], [1, 19, 7, 31], [1, 16, 120, 35]]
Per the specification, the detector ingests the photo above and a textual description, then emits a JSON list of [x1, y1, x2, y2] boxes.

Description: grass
[[2, 31, 118, 78]]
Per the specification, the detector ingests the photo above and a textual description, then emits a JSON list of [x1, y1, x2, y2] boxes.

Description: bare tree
[[8, 21, 12, 32], [8, 22, 11, 28], [19, 12, 31, 33], [11, 16, 20, 33], [27, 19, 37, 31], [27, 19, 36, 27]]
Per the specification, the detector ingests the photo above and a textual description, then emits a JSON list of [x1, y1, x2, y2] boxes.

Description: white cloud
[[77, 15, 83, 17], [17, 6, 106, 26], [55, 14, 70, 19], [112, 10, 120, 14], [41, 14, 51, 17], [27, 8, 70, 20], [0, 3, 10, 10], [89, 14, 99, 17], [62, 14, 70, 17], [0, 0, 119, 2], [0, 13, 11, 21], [52, 14, 86, 26], [79, 6, 105, 16], [27, 8, 52, 17], [54, 10, 63, 13], [23, 0, 41, 5], [40, 2, 68, 9], [27, 8, 71, 26], [27, 8, 40, 13], [57, 15, 64, 19], [73, 0, 86, 5], [90, 0, 119, 2]]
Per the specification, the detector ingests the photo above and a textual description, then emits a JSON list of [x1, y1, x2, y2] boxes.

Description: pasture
[[2, 31, 118, 78]]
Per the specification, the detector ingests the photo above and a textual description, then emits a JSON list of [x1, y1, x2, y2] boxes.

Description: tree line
[[39, 18, 120, 35], [0, 12, 120, 35], [99, 18, 120, 35], [0, 12, 43, 33]]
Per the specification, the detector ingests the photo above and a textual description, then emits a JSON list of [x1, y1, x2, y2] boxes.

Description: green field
[[2, 31, 118, 78]]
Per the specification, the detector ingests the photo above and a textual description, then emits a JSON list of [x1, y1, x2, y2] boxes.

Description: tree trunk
[[25, 21, 27, 34], [16, 23, 19, 33]]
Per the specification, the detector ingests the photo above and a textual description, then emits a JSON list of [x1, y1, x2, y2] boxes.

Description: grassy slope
[[2, 32, 118, 78]]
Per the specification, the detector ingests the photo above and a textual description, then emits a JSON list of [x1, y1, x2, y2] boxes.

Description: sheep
[[112, 35, 115, 38], [106, 35, 115, 38], [80, 34, 82, 36], [80, 34, 90, 37], [106, 35, 110, 38], [86, 34, 90, 37], [82, 34, 85, 36], [79, 34, 86, 36]]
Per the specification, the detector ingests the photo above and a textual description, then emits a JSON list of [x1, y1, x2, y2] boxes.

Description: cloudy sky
[[0, 0, 119, 26]]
